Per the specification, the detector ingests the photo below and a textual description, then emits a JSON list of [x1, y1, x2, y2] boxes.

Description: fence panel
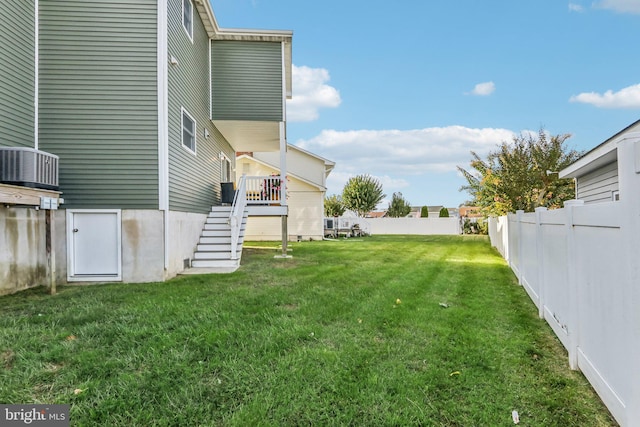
[[573, 204, 627, 422], [507, 213, 520, 279], [520, 214, 539, 308], [367, 218, 460, 235], [539, 209, 570, 349], [489, 201, 633, 426]]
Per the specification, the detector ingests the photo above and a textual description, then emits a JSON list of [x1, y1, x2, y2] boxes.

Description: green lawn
[[0, 235, 616, 426]]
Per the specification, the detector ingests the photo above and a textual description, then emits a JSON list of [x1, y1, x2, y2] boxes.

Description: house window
[[183, 0, 193, 41], [242, 162, 251, 175], [181, 108, 196, 154], [612, 190, 620, 201]]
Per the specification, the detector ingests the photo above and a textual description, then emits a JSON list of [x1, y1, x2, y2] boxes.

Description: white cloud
[[569, 3, 584, 12], [467, 81, 496, 96], [297, 126, 515, 196], [593, 0, 640, 14], [569, 83, 640, 108], [286, 65, 341, 122]]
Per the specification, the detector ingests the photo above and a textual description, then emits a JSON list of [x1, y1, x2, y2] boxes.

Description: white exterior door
[[67, 210, 121, 281]]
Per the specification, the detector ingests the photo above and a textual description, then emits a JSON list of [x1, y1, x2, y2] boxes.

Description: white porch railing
[[229, 175, 247, 260], [243, 175, 283, 205]]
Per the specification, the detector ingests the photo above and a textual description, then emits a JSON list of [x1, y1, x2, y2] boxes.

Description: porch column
[[279, 121, 287, 204], [280, 215, 289, 258], [279, 121, 289, 257]]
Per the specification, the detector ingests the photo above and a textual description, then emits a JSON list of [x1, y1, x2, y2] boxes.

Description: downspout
[[158, 0, 170, 271], [34, 0, 39, 150]]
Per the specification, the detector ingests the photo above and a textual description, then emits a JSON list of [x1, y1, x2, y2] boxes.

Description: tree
[[420, 206, 429, 218], [458, 129, 582, 216], [387, 192, 411, 217], [439, 207, 450, 217], [342, 174, 385, 217], [324, 194, 346, 217]]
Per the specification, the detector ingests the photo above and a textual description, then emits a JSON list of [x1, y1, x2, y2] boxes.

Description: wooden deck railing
[[243, 175, 283, 205]]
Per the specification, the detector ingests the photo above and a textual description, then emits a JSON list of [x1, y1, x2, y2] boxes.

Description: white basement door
[[68, 210, 121, 280]]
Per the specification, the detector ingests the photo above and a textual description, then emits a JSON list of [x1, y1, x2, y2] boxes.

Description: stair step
[[186, 205, 248, 271], [204, 223, 231, 230], [202, 231, 231, 239], [201, 229, 230, 237], [209, 206, 233, 212], [199, 236, 245, 245], [194, 251, 242, 260], [191, 259, 240, 268], [197, 242, 242, 251]]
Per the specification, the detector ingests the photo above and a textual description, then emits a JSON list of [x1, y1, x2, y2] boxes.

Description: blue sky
[[211, 0, 640, 208]]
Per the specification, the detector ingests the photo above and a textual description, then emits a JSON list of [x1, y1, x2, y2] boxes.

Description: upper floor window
[[181, 108, 196, 154], [183, 0, 193, 42]]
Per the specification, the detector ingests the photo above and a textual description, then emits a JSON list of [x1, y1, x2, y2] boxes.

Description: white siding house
[[237, 145, 335, 240]]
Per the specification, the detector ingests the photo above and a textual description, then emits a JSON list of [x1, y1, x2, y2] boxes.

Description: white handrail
[[229, 175, 247, 260]]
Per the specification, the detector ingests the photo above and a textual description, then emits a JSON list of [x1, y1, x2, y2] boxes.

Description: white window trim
[[612, 190, 620, 201], [220, 152, 232, 182], [182, 0, 194, 43], [181, 107, 197, 155]]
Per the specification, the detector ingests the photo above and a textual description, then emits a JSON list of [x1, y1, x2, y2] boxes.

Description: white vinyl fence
[[368, 217, 460, 235], [488, 200, 640, 426]]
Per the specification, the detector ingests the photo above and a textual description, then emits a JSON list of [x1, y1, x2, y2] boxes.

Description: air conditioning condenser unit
[[0, 147, 59, 190]]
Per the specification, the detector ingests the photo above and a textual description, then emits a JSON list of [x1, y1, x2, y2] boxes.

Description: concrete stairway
[[188, 206, 247, 271]]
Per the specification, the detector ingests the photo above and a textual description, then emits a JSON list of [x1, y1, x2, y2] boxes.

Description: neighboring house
[[459, 206, 482, 218], [559, 119, 640, 203], [406, 207, 421, 218], [0, 0, 293, 289], [426, 205, 445, 217], [366, 211, 387, 218], [236, 145, 335, 240]]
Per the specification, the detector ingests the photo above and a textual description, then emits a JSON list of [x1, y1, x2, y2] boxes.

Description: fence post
[[516, 210, 524, 286], [535, 207, 547, 319], [502, 216, 509, 263], [564, 199, 583, 370], [617, 138, 640, 425]]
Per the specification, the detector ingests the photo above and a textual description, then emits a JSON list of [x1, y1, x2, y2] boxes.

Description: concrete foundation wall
[[1, 208, 207, 292], [0, 206, 47, 295], [167, 211, 207, 276], [121, 210, 165, 283]]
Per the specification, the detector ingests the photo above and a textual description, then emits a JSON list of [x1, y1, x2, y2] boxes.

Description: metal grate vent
[[0, 147, 59, 190]]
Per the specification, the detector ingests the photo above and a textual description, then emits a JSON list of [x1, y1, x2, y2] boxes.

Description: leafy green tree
[[420, 206, 429, 218], [342, 174, 386, 217], [324, 194, 346, 217], [439, 207, 450, 217], [458, 129, 582, 216], [387, 192, 412, 217]]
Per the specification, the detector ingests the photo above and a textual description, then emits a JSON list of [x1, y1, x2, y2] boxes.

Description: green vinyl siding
[[211, 41, 283, 122], [38, 0, 158, 209], [168, 0, 234, 213], [0, 0, 35, 148]]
